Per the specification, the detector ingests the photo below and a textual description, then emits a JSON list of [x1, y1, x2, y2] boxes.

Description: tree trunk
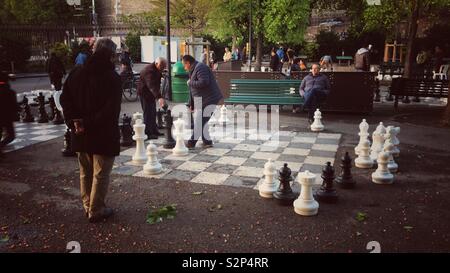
[[190, 31, 195, 57], [403, 0, 420, 79], [232, 35, 237, 52], [254, 32, 263, 71]]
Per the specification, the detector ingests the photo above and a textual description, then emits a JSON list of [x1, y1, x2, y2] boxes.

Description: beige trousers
[[77, 153, 115, 217]]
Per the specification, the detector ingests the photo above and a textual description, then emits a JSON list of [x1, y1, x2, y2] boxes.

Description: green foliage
[[315, 30, 341, 58], [125, 33, 142, 63], [262, 0, 310, 44], [121, 11, 165, 36], [304, 42, 319, 61], [49, 42, 71, 66], [207, 0, 249, 42], [146, 204, 177, 224]]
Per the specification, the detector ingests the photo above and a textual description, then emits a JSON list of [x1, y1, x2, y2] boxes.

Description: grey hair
[[93, 38, 117, 55], [155, 57, 167, 65]]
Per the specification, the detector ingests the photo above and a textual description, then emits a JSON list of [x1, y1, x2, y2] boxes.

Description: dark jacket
[[137, 62, 162, 100], [188, 61, 223, 108], [299, 73, 331, 97], [0, 80, 19, 126], [270, 54, 280, 71], [354, 48, 370, 71], [47, 55, 66, 79], [60, 53, 122, 156]]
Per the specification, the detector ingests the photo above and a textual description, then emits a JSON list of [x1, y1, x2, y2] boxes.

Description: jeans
[[0, 122, 15, 150], [77, 153, 115, 217], [139, 95, 158, 136], [303, 88, 328, 119], [189, 104, 215, 145]]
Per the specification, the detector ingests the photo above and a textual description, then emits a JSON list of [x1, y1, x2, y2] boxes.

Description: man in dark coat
[[60, 38, 122, 223], [137, 57, 167, 139], [182, 55, 223, 148], [46, 52, 66, 91], [0, 71, 19, 155]]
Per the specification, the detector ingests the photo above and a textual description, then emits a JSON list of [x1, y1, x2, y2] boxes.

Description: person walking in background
[[299, 64, 331, 123], [276, 46, 285, 72], [182, 55, 223, 149], [60, 38, 122, 223], [287, 48, 295, 70], [354, 43, 371, 72], [137, 57, 167, 139], [75, 42, 90, 66], [320, 55, 333, 71], [223, 47, 232, 62], [46, 52, 66, 91], [232, 48, 241, 61], [270, 49, 280, 72], [0, 71, 19, 156]]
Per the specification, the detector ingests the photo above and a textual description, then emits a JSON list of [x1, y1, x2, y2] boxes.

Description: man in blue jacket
[[182, 55, 223, 149]]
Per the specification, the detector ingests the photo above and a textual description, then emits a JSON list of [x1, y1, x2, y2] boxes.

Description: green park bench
[[225, 79, 304, 106], [336, 56, 353, 66], [389, 77, 449, 108]]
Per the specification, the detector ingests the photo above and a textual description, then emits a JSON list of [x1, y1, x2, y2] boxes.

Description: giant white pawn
[[293, 171, 319, 216], [371, 151, 394, 184], [310, 109, 324, 132], [355, 119, 370, 155], [172, 118, 189, 156], [143, 141, 162, 175], [383, 140, 398, 173], [132, 119, 147, 165], [133, 112, 143, 123], [259, 159, 278, 198], [391, 127, 400, 157], [209, 105, 219, 124], [370, 122, 386, 162], [355, 140, 373, 168], [218, 105, 230, 124]]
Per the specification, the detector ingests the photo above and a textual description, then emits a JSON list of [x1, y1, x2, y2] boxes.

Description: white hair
[[155, 57, 167, 65]]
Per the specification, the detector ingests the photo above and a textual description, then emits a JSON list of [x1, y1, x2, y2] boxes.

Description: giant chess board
[[113, 125, 342, 189]]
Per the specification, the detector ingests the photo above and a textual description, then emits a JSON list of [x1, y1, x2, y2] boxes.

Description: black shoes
[[186, 141, 196, 150], [88, 207, 114, 223]]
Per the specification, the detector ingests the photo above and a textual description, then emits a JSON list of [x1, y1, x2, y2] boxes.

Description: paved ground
[[1, 99, 449, 253]]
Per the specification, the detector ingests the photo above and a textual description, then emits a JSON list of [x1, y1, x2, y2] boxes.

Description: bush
[[304, 42, 319, 62], [315, 31, 341, 60], [49, 42, 71, 66], [125, 33, 142, 62]]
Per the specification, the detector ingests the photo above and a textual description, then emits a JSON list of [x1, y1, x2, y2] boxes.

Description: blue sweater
[[299, 73, 331, 96], [188, 61, 223, 108]]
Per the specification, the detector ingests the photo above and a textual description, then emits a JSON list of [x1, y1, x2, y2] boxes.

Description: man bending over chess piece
[[61, 38, 122, 223], [0, 71, 19, 156], [299, 64, 331, 124], [182, 55, 223, 149]]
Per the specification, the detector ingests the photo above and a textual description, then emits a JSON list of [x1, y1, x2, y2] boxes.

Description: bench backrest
[[391, 78, 449, 97], [229, 79, 302, 97]]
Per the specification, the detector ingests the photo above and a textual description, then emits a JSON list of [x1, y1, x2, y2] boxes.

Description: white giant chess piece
[[310, 109, 324, 132], [391, 127, 400, 157], [218, 105, 230, 124], [53, 90, 63, 111], [172, 118, 189, 156], [259, 159, 278, 198], [133, 112, 143, 123], [293, 171, 319, 216], [371, 151, 394, 184], [355, 139, 373, 168], [209, 105, 219, 124], [143, 141, 162, 175], [132, 119, 148, 164], [370, 122, 386, 163], [383, 140, 398, 173], [355, 119, 370, 155]]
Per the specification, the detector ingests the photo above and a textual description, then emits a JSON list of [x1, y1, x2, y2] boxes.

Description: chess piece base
[[293, 199, 319, 216], [132, 157, 147, 165], [355, 158, 373, 169], [311, 125, 324, 132], [144, 163, 162, 175], [273, 191, 299, 206], [371, 173, 394, 184], [387, 162, 398, 173], [259, 183, 278, 199], [314, 190, 338, 203], [335, 177, 356, 189]]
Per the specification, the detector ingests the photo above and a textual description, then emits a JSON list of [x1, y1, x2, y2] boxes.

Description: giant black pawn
[[62, 128, 77, 157], [53, 107, 65, 125], [163, 109, 176, 149], [48, 96, 56, 121], [21, 96, 34, 123], [335, 152, 355, 189], [37, 92, 49, 123], [120, 114, 134, 147], [314, 162, 338, 203], [157, 109, 165, 129], [273, 163, 298, 206], [373, 79, 381, 102]]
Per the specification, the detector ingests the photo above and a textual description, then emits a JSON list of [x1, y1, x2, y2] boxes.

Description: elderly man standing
[[137, 57, 167, 139], [61, 38, 122, 223], [299, 64, 331, 123], [182, 55, 223, 149]]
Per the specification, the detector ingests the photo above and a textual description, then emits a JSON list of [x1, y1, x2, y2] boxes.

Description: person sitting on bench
[[299, 64, 331, 123]]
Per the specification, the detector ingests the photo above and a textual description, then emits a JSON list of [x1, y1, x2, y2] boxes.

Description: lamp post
[[166, 0, 172, 100]]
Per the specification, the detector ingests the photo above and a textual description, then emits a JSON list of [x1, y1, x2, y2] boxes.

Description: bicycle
[[121, 71, 139, 102]]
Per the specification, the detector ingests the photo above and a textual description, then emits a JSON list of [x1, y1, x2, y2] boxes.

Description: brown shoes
[[88, 207, 114, 223]]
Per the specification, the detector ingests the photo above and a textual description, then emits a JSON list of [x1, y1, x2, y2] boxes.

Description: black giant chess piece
[[157, 109, 165, 129], [163, 109, 176, 149], [314, 162, 338, 203], [53, 106, 64, 125], [48, 96, 56, 121], [62, 128, 77, 157], [374, 78, 381, 102], [37, 92, 49, 123], [273, 163, 298, 206], [413, 96, 420, 102], [120, 114, 134, 147], [335, 152, 355, 189], [21, 96, 34, 123]]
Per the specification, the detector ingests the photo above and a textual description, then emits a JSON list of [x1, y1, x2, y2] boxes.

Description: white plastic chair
[[433, 64, 449, 80]]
